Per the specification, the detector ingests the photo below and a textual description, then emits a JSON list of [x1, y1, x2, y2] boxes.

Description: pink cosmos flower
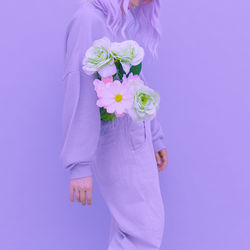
[[93, 76, 113, 98], [123, 73, 144, 89], [97, 80, 133, 115], [101, 75, 113, 84], [93, 79, 105, 98], [123, 72, 139, 82]]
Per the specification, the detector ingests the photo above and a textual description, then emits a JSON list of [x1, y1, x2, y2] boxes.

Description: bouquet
[[82, 37, 160, 123]]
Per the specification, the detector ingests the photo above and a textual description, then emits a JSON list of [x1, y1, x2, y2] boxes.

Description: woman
[[60, 0, 168, 249]]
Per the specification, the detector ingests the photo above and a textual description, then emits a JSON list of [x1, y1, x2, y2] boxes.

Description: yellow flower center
[[114, 94, 123, 102], [141, 95, 147, 105]]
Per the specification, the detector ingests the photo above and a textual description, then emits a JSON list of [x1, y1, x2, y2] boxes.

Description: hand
[[70, 176, 93, 205], [155, 148, 168, 172]]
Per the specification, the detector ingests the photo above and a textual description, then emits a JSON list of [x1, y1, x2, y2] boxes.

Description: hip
[[93, 115, 158, 186]]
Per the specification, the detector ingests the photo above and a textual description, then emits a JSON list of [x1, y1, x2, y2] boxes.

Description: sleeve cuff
[[70, 162, 93, 179], [153, 138, 166, 153]]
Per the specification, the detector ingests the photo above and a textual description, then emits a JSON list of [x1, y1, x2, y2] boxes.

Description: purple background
[[0, 0, 249, 249]]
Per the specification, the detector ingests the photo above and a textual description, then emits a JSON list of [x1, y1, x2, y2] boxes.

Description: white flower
[[82, 37, 117, 77], [111, 40, 144, 74], [126, 76, 160, 122]]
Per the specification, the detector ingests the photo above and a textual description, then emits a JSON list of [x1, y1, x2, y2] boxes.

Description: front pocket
[[129, 120, 147, 151], [95, 138, 122, 185]]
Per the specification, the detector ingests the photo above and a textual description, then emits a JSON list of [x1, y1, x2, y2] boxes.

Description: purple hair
[[88, 0, 161, 57]]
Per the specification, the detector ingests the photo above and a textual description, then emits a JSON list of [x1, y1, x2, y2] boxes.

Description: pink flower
[[101, 76, 113, 84], [93, 79, 105, 98], [115, 112, 126, 117], [123, 72, 139, 82], [93, 76, 113, 98], [97, 80, 133, 115], [123, 73, 144, 89]]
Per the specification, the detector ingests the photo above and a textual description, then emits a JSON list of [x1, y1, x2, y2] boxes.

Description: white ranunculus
[[111, 40, 144, 74], [82, 37, 117, 77], [127, 77, 160, 122]]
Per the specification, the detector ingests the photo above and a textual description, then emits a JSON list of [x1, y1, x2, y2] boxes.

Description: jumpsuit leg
[[92, 116, 165, 250]]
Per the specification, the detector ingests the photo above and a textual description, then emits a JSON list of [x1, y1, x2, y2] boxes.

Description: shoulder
[[66, 2, 106, 36], [62, 2, 108, 77]]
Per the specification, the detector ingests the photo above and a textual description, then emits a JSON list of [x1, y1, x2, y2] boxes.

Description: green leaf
[[113, 73, 119, 81], [127, 63, 142, 76], [114, 60, 126, 81], [95, 72, 102, 80], [100, 107, 117, 122]]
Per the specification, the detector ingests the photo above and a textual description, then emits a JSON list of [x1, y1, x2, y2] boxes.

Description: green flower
[[82, 37, 117, 77], [128, 78, 160, 122], [111, 40, 144, 74]]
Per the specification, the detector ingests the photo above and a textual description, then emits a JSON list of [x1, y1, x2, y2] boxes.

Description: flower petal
[[121, 62, 131, 74], [98, 63, 117, 78]]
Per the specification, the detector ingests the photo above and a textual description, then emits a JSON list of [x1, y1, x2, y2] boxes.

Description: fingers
[[74, 187, 91, 205], [70, 186, 75, 202], [79, 188, 92, 206], [155, 151, 165, 171], [157, 149, 168, 172], [162, 149, 168, 166], [69, 177, 93, 206], [86, 189, 92, 205], [155, 152, 162, 166], [80, 189, 86, 205], [75, 189, 80, 202]]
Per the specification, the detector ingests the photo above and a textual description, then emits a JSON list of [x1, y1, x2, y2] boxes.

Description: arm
[[60, 10, 101, 180], [140, 70, 167, 152], [140, 69, 168, 170], [60, 71, 100, 179], [150, 116, 166, 153]]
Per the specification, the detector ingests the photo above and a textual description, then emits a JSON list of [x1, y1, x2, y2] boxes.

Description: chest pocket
[[128, 120, 147, 151]]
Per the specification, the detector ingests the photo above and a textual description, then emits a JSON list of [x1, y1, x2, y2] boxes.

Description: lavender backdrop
[[0, 0, 249, 249]]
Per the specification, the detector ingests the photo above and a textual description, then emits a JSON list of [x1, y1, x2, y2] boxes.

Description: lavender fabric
[[93, 114, 165, 249], [60, 1, 166, 180], [60, 3, 166, 248]]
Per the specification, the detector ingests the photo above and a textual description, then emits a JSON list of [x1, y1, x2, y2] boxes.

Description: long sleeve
[[150, 117, 166, 153], [60, 71, 100, 178], [60, 6, 106, 179], [140, 69, 167, 153]]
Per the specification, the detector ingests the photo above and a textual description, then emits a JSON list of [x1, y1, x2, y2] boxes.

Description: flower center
[[115, 94, 123, 102], [140, 94, 148, 105]]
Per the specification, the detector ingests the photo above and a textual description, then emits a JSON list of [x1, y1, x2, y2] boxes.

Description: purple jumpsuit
[[60, 1, 166, 249]]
